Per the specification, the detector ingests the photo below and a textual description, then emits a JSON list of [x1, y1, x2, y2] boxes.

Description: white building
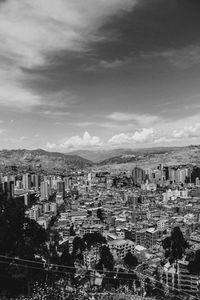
[[108, 239, 135, 260]]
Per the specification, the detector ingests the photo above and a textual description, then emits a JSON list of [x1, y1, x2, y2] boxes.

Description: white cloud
[[0, 68, 42, 110], [172, 123, 200, 139], [47, 131, 103, 150], [0, 0, 136, 68], [107, 112, 160, 126], [0, 0, 137, 110], [46, 142, 57, 150], [20, 136, 28, 140], [42, 110, 70, 117], [154, 137, 175, 144], [108, 128, 154, 145]]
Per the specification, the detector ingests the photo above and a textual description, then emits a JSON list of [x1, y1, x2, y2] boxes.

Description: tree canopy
[[83, 232, 106, 250], [97, 208, 104, 221], [99, 245, 114, 271], [0, 196, 47, 297], [124, 252, 138, 269], [187, 249, 200, 275], [162, 227, 188, 265]]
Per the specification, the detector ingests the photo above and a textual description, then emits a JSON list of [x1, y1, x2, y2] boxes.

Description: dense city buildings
[[1, 162, 200, 299]]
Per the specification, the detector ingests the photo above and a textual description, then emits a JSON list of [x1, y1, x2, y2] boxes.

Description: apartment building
[[162, 260, 200, 296], [108, 239, 135, 260], [145, 228, 163, 248]]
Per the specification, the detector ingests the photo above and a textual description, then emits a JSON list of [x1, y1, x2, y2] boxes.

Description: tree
[[95, 261, 103, 274], [188, 249, 200, 275], [99, 245, 114, 271], [87, 210, 92, 217], [72, 236, 86, 256], [60, 249, 75, 278], [144, 278, 153, 297], [162, 227, 188, 268], [69, 225, 76, 236], [0, 198, 47, 258], [0, 197, 47, 298], [97, 208, 103, 221], [83, 232, 106, 250], [124, 252, 138, 269]]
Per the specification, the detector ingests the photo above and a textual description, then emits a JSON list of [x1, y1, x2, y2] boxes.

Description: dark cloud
[[93, 0, 200, 60]]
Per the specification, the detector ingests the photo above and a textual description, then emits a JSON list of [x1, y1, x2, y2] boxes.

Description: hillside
[[67, 147, 176, 163], [1, 145, 200, 173], [67, 148, 137, 163], [97, 145, 200, 170], [68, 146, 182, 164], [0, 149, 93, 172]]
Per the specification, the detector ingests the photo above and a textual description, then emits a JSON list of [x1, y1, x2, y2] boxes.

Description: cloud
[[107, 112, 160, 126], [108, 128, 154, 145], [0, 69, 42, 110], [47, 131, 103, 150], [0, 0, 136, 110], [172, 123, 200, 139], [85, 59, 129, 71], [41, 110, 70, 117], [154, 137, 175, 144], [73, 122, 96, 127], [144, 45, 200, 69], [0, 0, 136, 68], [19, 136, 28, 140], [184, 103, 200, 110], [46, 142, 57, 150]]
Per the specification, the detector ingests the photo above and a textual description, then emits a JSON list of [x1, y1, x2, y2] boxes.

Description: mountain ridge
[[67, 145, 195, 163], [0, 149, 93, 172], [0, 145, 200, 172]]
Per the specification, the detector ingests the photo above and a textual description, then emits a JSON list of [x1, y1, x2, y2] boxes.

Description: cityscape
[[1, 0, 200, 299], [1, 155, 200, 299]]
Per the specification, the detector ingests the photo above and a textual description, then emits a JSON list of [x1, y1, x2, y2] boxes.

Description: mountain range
[[69, 145, 200, 168], [0, 145, 200, 173], [0, 149, 92, 173]]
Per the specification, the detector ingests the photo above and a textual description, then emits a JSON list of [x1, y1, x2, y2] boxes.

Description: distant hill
[[0, 149, 93, 172], [98, 154, 137, 165], [67, 148, 142, 163], [68, 146, 181, 163], [1, 145, 200, 173], [68, 145, 200, 168], [97, 145, 200, 168]]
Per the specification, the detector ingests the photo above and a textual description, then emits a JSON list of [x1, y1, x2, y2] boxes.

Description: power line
[[0, 260, 196, 300], [0, 259, 185, 300], [0, 254, 197, 299]]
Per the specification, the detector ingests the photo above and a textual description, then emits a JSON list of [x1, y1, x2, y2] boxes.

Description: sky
[[0, 0, 200, 151]]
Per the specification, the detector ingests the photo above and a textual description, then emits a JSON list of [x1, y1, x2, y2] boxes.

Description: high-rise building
[[64, 177, 72, 191], [9, 181, 14, 199], [0, 173, 3, 183], [191, 167, 200, 183], [57, 180, 65, 196], [168, 168, 175, 183], [2, 180, 14, 200], [40, 181, 49, 200], [23, 173, 31, 190], [31, 174, 40, 191], [132, 167, 145, 185]]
